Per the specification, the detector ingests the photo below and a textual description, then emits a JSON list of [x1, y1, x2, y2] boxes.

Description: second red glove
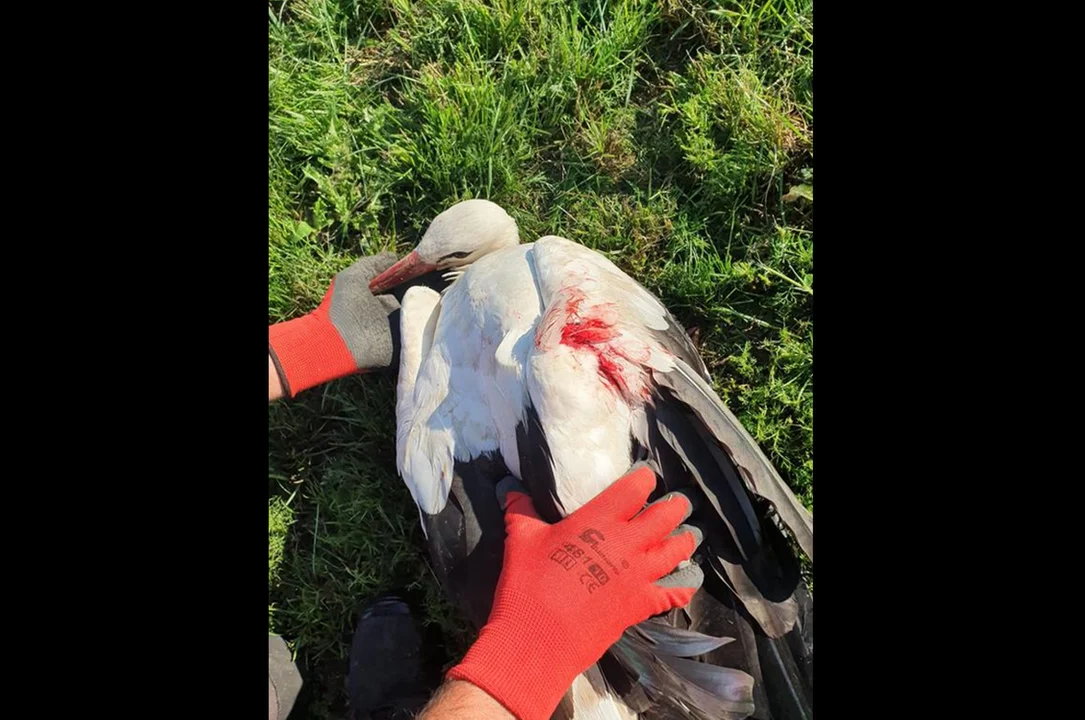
[[447, 466, 701, 720]]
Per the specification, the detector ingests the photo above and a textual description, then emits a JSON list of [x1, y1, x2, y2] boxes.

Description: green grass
[[269, 1, 812, 716]]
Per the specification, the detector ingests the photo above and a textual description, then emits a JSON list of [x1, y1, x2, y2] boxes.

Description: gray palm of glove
[[324, 252, 402, 373]]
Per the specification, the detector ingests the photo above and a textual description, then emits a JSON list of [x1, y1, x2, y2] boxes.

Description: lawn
[[268, 1, 812, 716]]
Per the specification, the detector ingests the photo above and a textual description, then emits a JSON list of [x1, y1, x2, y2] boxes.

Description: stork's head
[[369, 199, 520, 293]]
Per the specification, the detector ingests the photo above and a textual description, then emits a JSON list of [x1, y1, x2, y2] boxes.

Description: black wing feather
[[421, 454, 510, 629], [516, 402, 566, 524]]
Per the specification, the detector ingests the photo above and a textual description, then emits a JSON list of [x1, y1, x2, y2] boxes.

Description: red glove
[[447, 466, 703, 720], [269, 254, 399, 398]]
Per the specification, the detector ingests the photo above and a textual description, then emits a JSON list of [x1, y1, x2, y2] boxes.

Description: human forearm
[[417, 680, 514, 720]]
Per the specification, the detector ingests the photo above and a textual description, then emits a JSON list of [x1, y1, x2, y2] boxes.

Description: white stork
[[370, 200, 814, 720]]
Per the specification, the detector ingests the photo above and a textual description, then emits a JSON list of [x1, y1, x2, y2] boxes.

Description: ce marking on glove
[[579, 563, 610, 594]]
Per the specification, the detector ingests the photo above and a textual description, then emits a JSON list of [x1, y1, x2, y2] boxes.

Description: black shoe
[[347, 592, 434, 720]]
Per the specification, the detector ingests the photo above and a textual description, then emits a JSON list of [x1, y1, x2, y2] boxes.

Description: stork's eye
[[441, 251, 472, 261]]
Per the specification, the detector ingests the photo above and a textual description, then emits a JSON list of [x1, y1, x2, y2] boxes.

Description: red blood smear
[[549, 289, 651, 401], [595, 352, 632, 398], [560, 318, 619, 346], [560, 316, 646, 399]]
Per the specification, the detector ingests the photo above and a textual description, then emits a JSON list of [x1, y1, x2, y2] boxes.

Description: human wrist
[[269, 354, 285, 402]]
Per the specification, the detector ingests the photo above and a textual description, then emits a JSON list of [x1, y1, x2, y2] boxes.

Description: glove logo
[[579, 528, 606, 546], [579, 528, 622, 578]]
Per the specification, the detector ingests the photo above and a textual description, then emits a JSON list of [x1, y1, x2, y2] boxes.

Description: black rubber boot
[[347, 593, 435, 720]]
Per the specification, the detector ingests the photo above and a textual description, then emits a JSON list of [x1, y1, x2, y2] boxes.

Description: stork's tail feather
[[600, 620, 756, 720], [684, 580, 813, 720]]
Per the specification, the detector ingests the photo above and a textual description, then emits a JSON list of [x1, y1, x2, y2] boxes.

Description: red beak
[[368, 250, 437, 293]]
